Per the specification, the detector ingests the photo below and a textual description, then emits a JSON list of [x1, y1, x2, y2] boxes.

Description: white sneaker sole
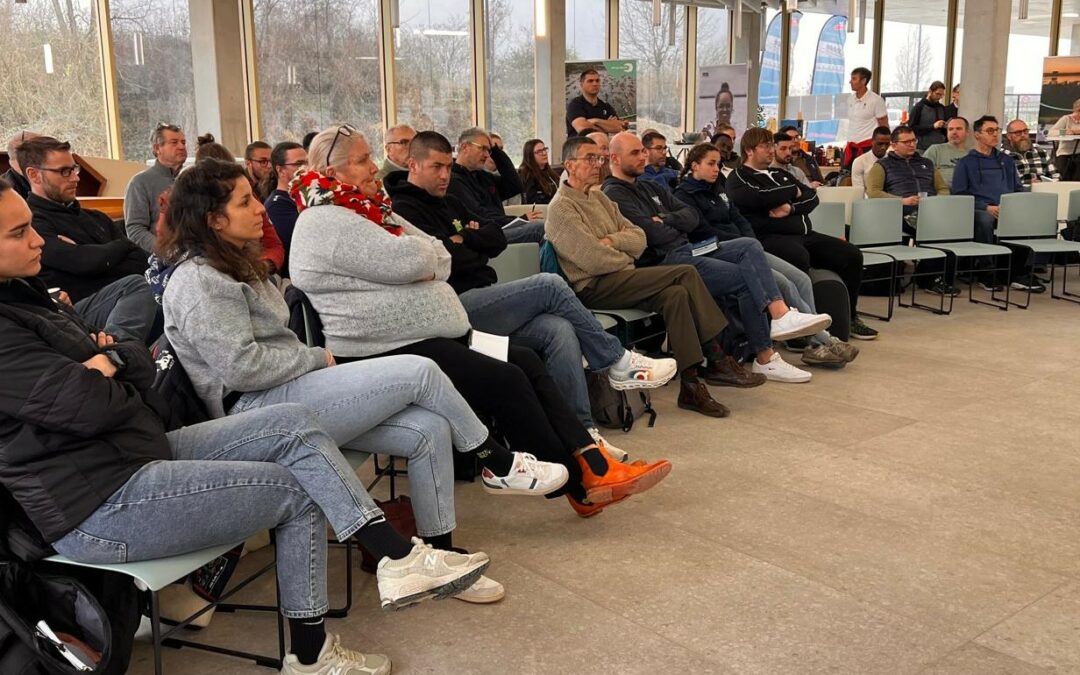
[[770, 315, 832, 342], [481, 468, 569, 496], [754, 368, 812, 383], [380, 559, 490, 611], [608, 367, 676, 391]]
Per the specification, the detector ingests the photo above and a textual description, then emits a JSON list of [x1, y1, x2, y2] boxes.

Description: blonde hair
[[307, 125, 368, 173]]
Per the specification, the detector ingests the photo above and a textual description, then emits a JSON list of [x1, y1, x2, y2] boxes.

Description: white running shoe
[[607, 351, 677, 391], [454, 575, 506, 604], [769, 309, 832, 341], [751, 352, 812, 383], [587, 427, 629, 463], [280, 633, 391, 675], [377, 537, 490, 610], [481, 452, 569, 496]]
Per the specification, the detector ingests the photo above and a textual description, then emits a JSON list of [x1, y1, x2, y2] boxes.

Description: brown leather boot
[[677, 381, 731, 418], [703, 355, 767, 388]]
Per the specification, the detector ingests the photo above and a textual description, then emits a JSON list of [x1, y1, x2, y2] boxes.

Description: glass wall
[[880, 0, 950, 115], [566, 0, 606, 61], [253, 0, 383, 150], [395, 0, 474, 139], [619, 0, 687, 138], [109, 0, 197, 162], [485, 0, 535, 159], [2, 1, 109, 156], [696, 7, 730, 69], [1059, 0, 1080, 54], [1006, 7, 1052, 127]]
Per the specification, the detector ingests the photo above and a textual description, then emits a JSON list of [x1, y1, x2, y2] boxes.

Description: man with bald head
[[378, 124, 416, 180], [4, 131, 40, 199]]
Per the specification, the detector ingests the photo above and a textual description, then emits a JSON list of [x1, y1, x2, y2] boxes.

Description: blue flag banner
[[806, 15, 848, 144], [759, 12, 801, 106]]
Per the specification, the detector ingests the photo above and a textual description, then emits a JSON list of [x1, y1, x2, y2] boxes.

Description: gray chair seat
[[860, 244, 945, 261], [998, 237, 1080, 254], [594, 312, 618, 330], [920, 241, 1013, 257]]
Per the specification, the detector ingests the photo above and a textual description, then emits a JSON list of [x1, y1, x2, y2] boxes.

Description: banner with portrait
[[565, 60, 638, 124], [696, 64, 750, 138]]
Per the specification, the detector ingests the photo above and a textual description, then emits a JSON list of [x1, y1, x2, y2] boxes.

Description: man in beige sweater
[[546, 136, 765, 419]]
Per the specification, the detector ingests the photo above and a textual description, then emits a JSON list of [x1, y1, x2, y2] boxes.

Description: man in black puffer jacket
[[909, 81, 949, 151]]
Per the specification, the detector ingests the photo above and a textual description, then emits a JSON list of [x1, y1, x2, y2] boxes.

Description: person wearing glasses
[[377, 124, 416, 181], [262, 141, 308, 277], [638, 131, 680, 192], [517, 139, 560, 204], [3, 131, 40, 199], [18, 136, 159, 344], [124, 122, 187, 253], [1003, 119, 1059, 186], [243, 141, 273, 200]]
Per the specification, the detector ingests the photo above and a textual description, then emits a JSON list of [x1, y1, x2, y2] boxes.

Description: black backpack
[[586, 371, 657, 433], [150, 335, 211, 431]]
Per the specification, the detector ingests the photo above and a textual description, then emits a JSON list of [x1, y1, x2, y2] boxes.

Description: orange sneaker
[[577, 445, 672, 504]]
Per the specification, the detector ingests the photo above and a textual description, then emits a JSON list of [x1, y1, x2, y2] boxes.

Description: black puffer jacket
[[909, 97, 948, 150], [0, 277, 169, 543], [673, 177, 757, 243]]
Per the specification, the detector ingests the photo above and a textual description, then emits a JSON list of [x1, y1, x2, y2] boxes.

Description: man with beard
[[1003, 119, 1059, 186]]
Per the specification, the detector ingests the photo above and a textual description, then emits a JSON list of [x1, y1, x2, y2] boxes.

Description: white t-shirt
[[848, 90, 887, 143], [850, 151, 882, 191]]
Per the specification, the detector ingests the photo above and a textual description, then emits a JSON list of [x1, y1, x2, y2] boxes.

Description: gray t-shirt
[[924, 143, 969, 186]]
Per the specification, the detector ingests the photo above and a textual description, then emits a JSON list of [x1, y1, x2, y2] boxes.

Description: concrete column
[[188, 0, 250, 152], [957, 0, 1011, 123], [540, 0, 568, 159], [732, 8, 763, 129]]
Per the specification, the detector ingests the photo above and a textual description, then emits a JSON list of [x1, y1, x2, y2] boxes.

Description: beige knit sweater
[[545, 183, 648, 292]]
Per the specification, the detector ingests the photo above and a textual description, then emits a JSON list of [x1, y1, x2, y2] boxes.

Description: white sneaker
[[769, 309, 832, 341], [752, 352, 812, 383], [587, 427, 629, 463], [607, 351, 677, 390], [454, 575, 506, 604], [377, 537, 490, 610], [481, 452, 569, 496], [280, 633, 391, 675]]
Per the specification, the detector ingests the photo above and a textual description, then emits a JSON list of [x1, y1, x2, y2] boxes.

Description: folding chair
[[914, 195, 1013, 312], [808, 201, 846, 239], [850, 198, 946, 319], [997, 192, 1080, 307]]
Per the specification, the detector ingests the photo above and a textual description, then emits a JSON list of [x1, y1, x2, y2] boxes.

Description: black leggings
[[347, 337, 593, 497], [760, 231, 864, 319]]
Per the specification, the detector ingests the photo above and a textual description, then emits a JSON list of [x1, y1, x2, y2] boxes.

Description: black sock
[[473, 434, 515, 476], [425, 532, 453, 551], [289, 616, 326, 665], [578, 446, 608, 476], [354, 518, 413, 561], [680, 366, 702, 384], [703, 340, 725, 366]]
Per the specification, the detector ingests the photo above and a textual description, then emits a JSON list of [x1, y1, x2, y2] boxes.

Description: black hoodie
[[725, 165, 819, 238], [909, 97, 948, 150], [600, 175, 699, 263], [383, 171, 507, 294], [446, 146, 523, 228]]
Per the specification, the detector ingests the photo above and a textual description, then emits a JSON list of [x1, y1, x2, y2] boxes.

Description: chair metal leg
[[856, 263, 896, 322], [151, 591, 164, 675], [1051, 260, 1080, 304], [898, 269, 953, 315]]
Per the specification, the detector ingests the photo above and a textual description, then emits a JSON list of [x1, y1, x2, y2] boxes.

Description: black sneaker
[[783, 336, 810, 353], [1011, 275, 1047, 294], [849, 317, 879, 341], [927, 278, 961, 297]]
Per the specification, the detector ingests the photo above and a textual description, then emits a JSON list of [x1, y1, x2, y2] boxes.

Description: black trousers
[[760, 231, 864, 319], [351, 337, 592, 497]]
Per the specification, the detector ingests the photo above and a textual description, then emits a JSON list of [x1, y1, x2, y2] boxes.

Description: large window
[[485, 0, 535, 159], [1059, 1, 1080, 55], [1006, 9, 1051, 127], [253, 0, 383, 150], [619, 0, 687, 138], [880, 0, 950, 105], [109, 0, 196, 163], [2, 1, 109, 157], [395, 0, 474, 139], [696, 7, 730, 68], [566, 0, 606, 60]]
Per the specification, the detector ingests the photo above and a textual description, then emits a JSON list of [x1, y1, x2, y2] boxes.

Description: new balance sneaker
[[849, 317, 879, 341], [377, 538, 490, 610], [280, 633, 391, 675], [769, 308, 832, 341], [1011, 274, 1047, 294], [782, 336, 810, 353], [587, 427, 629, 463], [825, 336, 859, 363], [481, 452, 569, 496], [578, 444, 672, 504], [927, 278, 961, 297], [800, 343, 846, 368], [751, 352, 812, 383], [454, 575, 505, 604], [607, 351, 677, 390]]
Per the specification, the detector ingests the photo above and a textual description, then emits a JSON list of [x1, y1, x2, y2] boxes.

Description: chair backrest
[[490, 242, 541, 284], [915, 195, 975, 242], [997, 192, 1058, 238], [1069, 189, 1080, 222], [849, 198, 904, 247], [809, 201, 846, 239], [816, 185, 864, 224], [1030, 180, 1080, 220]]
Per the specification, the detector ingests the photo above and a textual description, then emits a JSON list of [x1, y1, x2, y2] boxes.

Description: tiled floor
[[129, 285, 1080, 674]]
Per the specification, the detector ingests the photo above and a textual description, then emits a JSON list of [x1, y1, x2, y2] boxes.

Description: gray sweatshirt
[[124, 161, 178, 252], [162, 257, 328, 418], [289, 205, 470, 358]]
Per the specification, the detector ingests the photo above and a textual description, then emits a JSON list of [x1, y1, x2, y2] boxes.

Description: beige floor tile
[[973, 581, 1080, 671], [919, 643, 1051, 674]]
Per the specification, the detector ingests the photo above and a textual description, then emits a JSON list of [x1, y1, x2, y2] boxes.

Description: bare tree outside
[[888, 24, 935, 92], [619, 0, 686, 139], [696, 7, 730, 71], [485, 0, 535, 161]]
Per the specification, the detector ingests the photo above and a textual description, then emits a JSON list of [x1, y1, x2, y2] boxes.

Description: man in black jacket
[[909, 81, 948, 151], [19, 136, 158, 344], [727, 127, 878, 340], [2, 131, 38, 199], [448, 127, 544, 244]]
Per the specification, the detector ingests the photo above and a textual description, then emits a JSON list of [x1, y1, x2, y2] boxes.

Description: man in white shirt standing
[[851, 126, 892, 190], [844, 67, 889, 169]]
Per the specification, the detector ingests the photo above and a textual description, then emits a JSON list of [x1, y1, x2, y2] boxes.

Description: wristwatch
[[103, 348, 126, 373]]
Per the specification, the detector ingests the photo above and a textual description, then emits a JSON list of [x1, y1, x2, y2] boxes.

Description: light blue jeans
[[765, 252, 831, 345], [503, 218, 546, 244], [229, 355, 490, 538], [52, 403, 382, 618], [459, 273, 626, 429]]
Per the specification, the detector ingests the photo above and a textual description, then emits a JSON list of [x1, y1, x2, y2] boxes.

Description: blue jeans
[[503, 219, 545, 244], [74, 274, 160, 344], [459, 273, 626, 429], [230, 355, 490, 538], [765, 252, 831, 345], [52, 403, 381, 618], [663, 238, 782, 354]]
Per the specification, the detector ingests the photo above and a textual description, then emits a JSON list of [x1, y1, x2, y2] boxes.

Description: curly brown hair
[[156, 159, 268, 284]]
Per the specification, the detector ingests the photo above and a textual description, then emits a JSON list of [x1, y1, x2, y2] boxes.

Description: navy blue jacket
[[673, 177, 756, 243], [951, 148, 1024, 210]]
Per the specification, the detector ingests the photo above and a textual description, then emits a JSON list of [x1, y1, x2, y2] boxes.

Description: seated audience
[[778, 125, 824, 185], [924, 117, 970, 184], [771, 132, 815, 186], [1003, 119, 1059, 186], [156, 160, 551, 613], [909, 81, 948, 151], [676, 142, 857, 367], [518, 138, 560, 204], [547, 136, 746, 418], [377, 124, 416, 181], [290, 126, 672, 518], [194, 133, 233, 162], [0, 176, 491, 675], [3, 130, 39, 198], [125, 123, 187, 252], [302, 130, 318, 151], [603, 132, 831, 382], [485, 132, 504, 174], [386, 131, 676, 457], [19, 136, 158, 344], [727, 128, 879, 340], [851, 126, 892, 190], [262, 141, 307, 276], [638, 131, 680, 192], [244, 140, 273, 199], [447, 127, 544, 244]]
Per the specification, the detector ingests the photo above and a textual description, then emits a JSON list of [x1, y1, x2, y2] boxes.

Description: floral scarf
[[288, 169, 402, 237]]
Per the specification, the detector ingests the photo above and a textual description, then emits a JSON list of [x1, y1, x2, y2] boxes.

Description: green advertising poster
[[565, 60, 638, 122]]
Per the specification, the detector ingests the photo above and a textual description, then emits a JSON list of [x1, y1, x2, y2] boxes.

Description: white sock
[[612, 350, 633, 371]]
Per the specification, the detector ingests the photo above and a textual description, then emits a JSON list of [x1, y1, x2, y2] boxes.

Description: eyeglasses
[[1007, 128, 1030, 135], [571, 154, 608, 165], [980, 128, 1001, 135], [249, 158, 271, 165], [326, 124, 356, 166], [648, 145, 669, 152], [280, 161, 308, 168], [36, 165, 81, 178], [386, 139, 412, 148], [895, 138, 917, 145], [534, 147, 549, 155], [466, 141, 492, 155]]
